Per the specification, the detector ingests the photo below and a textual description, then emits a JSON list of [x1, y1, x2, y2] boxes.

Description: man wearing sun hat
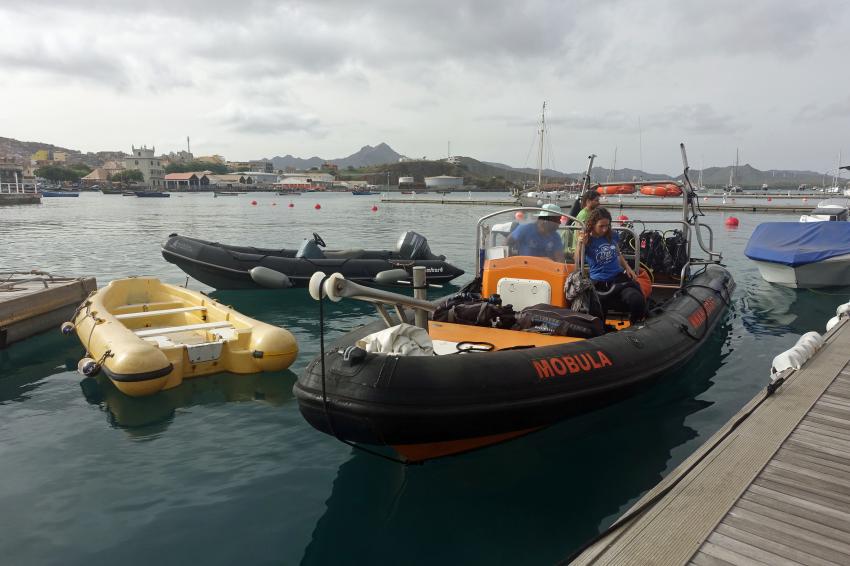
[[506, 203, 566, 261]]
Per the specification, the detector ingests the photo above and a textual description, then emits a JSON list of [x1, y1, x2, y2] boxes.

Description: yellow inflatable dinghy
[[70, 277, 298, 397]]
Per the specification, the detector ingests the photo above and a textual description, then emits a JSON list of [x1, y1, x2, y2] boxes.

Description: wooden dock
[[380, 197, 516, 206], [0, 273, 96, 348], [0, 192, 41, 205], [570, 315, 850, 565]]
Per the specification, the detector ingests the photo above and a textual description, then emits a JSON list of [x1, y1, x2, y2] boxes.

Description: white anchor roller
[[771, 331, 824, 378], [826, 300, 850, 332]]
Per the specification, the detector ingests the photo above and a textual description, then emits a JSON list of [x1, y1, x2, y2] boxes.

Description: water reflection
[[741, 279, 850, 336], [301, 320, 732, 565], [0, 331, 81, 403], [80, 370, 296, 436]]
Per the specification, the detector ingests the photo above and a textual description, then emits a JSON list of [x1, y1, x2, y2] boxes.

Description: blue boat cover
[[745, 222, 850, 266]]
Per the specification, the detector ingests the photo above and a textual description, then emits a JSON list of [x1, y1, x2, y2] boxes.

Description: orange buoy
[[515, 211, 525, 221], [598, 184, 636, 195], [371, 205, 378, 212], [725, 217, 739, 227], [639, 184, 683, 197], [251, 200, 257, 205], [314, 204, 321, 210]]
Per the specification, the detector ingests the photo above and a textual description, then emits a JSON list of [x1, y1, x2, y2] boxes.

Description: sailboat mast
[[538, 102, 546, 188], [607, 147, 617, 182], [835, 151, 841, 186]]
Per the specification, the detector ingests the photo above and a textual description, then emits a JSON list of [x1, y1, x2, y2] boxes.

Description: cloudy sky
[[2, 0, 849, 174]]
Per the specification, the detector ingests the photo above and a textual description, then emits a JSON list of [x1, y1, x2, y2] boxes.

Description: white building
[[124, 145, 164, 188]]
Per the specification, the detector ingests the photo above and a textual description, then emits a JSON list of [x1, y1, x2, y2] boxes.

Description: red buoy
[[288, 203, 294, 208], [725, 216, 739, 227], [767, 196, 772, 202], [515, 211, 525, 221], [371, 205, 378, 212], [251, 200, 257, 205], [617, 214, 629, 221], [314, 204, 321, 210]]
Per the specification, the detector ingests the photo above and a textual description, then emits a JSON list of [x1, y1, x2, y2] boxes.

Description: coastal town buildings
[[124, 145, 164, 188]]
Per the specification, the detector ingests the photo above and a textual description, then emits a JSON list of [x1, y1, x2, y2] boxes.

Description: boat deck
[[571, 317, 850, 565], [0, 273, 97, 348]]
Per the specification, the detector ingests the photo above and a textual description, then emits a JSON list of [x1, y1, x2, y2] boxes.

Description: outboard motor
[[296, 238, 325, 259], [396, 231, 433, 259]]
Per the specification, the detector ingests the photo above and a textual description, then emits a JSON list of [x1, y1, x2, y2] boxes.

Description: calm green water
[[2, 192, 849, 565]]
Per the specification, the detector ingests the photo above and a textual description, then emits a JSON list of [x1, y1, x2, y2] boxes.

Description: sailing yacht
[[726, 148, 742, 193], [824, 151, 843, 194], [523, 102, 570, 200]]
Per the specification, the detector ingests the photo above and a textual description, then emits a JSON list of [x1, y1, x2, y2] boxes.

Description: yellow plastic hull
[[73, 277, 298, 397]]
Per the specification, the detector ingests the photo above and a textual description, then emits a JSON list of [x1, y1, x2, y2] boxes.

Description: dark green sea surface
[[2, 192, 848, 565]]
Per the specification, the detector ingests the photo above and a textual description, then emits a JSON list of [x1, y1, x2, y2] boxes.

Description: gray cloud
[[211, 103, 323, 134]]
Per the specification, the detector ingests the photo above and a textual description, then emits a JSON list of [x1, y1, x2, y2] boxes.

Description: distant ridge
[[270, 142, 402, 170]]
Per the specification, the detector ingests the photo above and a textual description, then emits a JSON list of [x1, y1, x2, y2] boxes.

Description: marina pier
[[571, 312, 850, 565]]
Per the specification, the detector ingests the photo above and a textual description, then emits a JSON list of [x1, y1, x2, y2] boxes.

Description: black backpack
[[516, 304, 605, 338], [639, 231, 673, 274]]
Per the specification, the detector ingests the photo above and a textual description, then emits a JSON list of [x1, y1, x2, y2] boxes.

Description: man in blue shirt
[[507, 203, 565, 261]]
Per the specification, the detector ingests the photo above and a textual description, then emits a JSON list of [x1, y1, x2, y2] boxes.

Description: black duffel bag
[[433, 293, 516, 329], [516, 303, 605, 338]]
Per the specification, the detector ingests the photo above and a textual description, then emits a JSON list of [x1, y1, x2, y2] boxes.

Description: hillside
[[0, 136, 78, 162], [270, 142, 402, 170]]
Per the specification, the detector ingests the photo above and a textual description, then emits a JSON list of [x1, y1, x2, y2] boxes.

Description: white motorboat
[[746, 199, 850, 288]]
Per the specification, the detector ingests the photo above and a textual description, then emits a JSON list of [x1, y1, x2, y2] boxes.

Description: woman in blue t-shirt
[[575, 207, 646, 323]]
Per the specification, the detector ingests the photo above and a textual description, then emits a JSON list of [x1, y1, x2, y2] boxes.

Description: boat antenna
[[538, 102, 546, 189], [681, 143, 721, 261], [569, 154, 596, 217]]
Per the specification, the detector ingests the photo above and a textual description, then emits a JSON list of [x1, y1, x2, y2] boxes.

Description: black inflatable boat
[[295, 264, 733, 461], [294, 148, 735, 461], [161, 231, 465, 290]]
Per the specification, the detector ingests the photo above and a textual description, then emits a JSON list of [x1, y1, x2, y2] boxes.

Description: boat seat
[[323, 249, 365, 259], [115, 306, 206, 320], [134, 321, 232, 338]]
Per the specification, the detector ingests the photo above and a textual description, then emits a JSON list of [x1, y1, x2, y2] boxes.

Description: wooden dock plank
[[704, 530, 805, 566], [741, 490, 850, 537], [570, 320, 850, 565], [713, 522, 836, 566]]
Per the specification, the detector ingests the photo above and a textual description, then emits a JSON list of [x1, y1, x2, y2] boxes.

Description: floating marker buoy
[[704, 197, 709, 202], [725, 216, 739, 227], [77, 357, 99, 377], [288, 203, 294, 208], [371, 205, 378, 212], [314, 204, 321, 210], [251, 200, 257, 205], [803, 197, 808, 202], [272, 202, 277, 206], [515, 211, 525, 221], [617, 214, 629, 221], [767, 197, 772, 202]]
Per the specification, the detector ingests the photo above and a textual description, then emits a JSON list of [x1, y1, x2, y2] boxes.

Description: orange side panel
[[481, 256, 574, 308], [393, 427, 542, 462]]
